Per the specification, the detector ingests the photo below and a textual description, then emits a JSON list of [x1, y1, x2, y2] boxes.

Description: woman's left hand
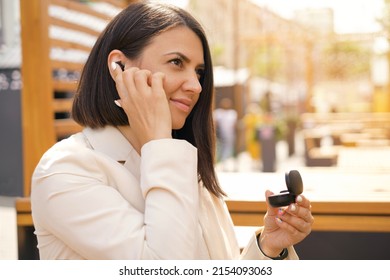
[[258, 190, 314, 258]]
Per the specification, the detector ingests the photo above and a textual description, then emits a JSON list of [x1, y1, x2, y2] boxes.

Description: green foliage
[[250, 44, 283, 80], [322, 41, 371, 80], [211, 44, 225, 66], [378, 0, 390, 33]]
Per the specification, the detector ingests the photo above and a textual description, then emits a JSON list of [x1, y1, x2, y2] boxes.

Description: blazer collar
[[82, 126, 134, 162]]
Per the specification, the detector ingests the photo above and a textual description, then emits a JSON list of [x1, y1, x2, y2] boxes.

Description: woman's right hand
[[110, 62, 172, 147]]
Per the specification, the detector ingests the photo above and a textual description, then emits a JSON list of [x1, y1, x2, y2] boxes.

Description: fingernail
[[278, 208, 285, 216], [114, 99, 122, 107], [296, 195, 303, 203], [111, 61, 117, 70], [276, 217, 282, 224], [290, 204, 296, 212]]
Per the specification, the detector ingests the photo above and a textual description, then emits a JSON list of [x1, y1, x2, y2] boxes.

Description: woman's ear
[[108, 50, 126, 78]]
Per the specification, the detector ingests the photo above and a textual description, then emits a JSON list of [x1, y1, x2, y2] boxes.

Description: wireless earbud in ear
[[268, 170, 303, 207], [115, 61, 125, 71]]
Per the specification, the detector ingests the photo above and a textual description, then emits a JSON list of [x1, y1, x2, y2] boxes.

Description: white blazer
[[31, 126, 298, 260]]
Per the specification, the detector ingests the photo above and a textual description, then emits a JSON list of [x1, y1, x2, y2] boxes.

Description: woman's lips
[[170, 98, 191, 113]]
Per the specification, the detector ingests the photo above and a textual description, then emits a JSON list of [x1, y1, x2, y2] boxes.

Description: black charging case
[[268, 170, 303, 207]]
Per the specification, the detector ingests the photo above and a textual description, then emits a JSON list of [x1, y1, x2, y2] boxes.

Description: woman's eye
[[196, 68, 205, 80], [170, 58, 183, 67]]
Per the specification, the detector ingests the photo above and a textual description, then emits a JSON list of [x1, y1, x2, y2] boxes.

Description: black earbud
[[268, 170, 303, 207], [115, 61, 125, 71]]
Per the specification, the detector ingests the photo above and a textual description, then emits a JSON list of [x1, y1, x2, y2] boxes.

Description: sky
[[252, 0, 385, 34], [156, 0, 385, 34]]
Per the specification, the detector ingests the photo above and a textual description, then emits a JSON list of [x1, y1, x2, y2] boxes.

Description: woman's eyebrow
[[164, 52, 205, 67], [164, 52, 190, 62]]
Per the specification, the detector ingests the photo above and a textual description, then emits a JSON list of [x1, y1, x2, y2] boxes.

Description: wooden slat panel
[[50, 38, 92, 52], [93, 0, 127, 8], [51, 60, 84, 72], [15, 197, 32, 213], [49, 17, 101, 37], [55, 119, 83, 138], [226, 198, 390, 232], [311, 215, 390, 233], [21, 0, 56, 197], [51, 0, 110, 20], [52, 80, 78, 92], [310, 201, 390, 215], [229, 212, 390, 232], [17, 214, 34, 226], [226, 200, 390, 216], [15, 198, 33, 226], [53, 99, 73, 113]]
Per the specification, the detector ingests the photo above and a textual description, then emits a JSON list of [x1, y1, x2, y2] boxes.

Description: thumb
[[265, 190, 278, 215]]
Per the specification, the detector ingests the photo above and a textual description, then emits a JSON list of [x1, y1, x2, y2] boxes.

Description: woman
[[31, 1, 313, 260]]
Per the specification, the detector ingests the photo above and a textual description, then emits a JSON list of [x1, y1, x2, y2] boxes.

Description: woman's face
[[130, 26, 205, 129]]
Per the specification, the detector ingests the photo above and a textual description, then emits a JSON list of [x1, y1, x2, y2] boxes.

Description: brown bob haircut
[[72, 1, 224, 197]]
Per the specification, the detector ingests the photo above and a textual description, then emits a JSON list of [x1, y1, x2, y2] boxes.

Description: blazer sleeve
[[240, 227, 299, 260], [31, 139, 199, 259]]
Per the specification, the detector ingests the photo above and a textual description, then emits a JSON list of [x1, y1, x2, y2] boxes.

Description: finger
[[274, 215, 308, 237], [278, 210, 313, 234], [296, 194, 311, 209], [110, 61, 128, 102], [287, 203, 314, 224], [265, 189, 274, 200], [110, 61, 123, 82], [150, 72, 165, 94], [277, 215, 312, 236], [264, 190, 278, 215], [293, 194, 314, 223], [121, 67, 140, 98], [133, 69, 152, 94]]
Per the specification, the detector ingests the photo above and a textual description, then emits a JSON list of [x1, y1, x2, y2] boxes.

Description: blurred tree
[[211, 44, 225, 66], [378, 0, 390, 91], [376, 0, 390, 111], [250, 43, 283, 81], [378, 0, 390, 34], [322, 41, 371, 80]]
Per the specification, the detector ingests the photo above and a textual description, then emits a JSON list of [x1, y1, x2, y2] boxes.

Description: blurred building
[[189, 0, 317, 117], [294, 8, 334, 37], [189, 0, 388, 114]]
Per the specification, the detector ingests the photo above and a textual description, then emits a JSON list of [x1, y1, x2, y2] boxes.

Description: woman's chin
[[172, 120, 186, 130]]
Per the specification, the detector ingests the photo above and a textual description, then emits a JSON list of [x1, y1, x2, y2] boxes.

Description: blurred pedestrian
[[214, 98, 237, 167], [244, 102, 263, 165]]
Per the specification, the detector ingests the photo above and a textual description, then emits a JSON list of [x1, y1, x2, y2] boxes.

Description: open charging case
[[268, 170, 303, 207]]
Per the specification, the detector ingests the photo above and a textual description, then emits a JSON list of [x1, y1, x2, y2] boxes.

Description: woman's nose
[[183, 72, 202, 94]]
